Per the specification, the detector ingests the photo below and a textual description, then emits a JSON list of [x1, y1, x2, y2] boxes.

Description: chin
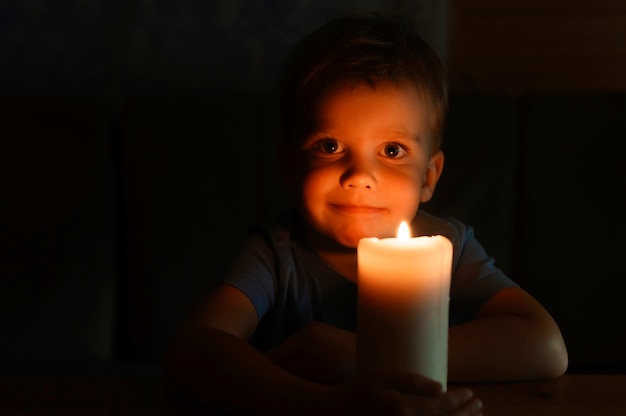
[[336, 236, 362, 249], [337, 226, 386, 248]]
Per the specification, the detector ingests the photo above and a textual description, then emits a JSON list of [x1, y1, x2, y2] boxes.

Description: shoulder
[[220, 212, 305, 324], [243, 210, 300, 253], [234, 210, 324, 279], [412, 209, 474, 248], [413, 210, 508, 283]]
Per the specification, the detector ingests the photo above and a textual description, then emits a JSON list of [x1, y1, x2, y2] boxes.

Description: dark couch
[[2, 91, 624, 374]]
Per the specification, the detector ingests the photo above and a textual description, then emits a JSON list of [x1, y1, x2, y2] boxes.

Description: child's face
[[296, 82, 443, 248]]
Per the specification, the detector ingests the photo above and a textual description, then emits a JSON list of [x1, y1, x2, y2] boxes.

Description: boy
[[166, 12, 568, 415]]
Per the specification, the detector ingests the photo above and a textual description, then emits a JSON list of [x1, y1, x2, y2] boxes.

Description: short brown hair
[[278, 11, 448, 150]]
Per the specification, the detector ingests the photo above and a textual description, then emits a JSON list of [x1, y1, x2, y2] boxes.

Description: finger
[[437, 389, 479, 413], [449, 396, 483, 416], [379, 372, 443, 397]]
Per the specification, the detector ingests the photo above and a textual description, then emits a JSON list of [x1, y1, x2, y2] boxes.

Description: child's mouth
[[329, 204, 385, 215]]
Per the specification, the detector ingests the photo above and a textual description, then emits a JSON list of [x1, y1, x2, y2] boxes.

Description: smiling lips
[[329, 203, 385, 215]]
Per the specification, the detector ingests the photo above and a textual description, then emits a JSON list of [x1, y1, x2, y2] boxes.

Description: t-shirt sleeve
[[448, 219, 519, 325], [220, 231, 277, 320]]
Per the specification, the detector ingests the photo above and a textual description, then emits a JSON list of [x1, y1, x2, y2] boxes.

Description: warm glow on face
[[397, 221, 411, 241], [297, 83, 432, 248]]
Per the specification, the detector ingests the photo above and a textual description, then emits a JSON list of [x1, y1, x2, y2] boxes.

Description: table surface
[[457, 374, 626, 416], [1, 365, 625, 415]]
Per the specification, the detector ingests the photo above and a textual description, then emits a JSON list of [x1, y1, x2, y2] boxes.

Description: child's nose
[[339, 159, 377, 190]]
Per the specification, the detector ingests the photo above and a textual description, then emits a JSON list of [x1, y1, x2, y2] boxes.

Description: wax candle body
[[357, 234, 453, 388]]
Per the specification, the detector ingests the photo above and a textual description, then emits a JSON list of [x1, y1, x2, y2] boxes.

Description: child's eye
[[314, 138, 344, 154], [381, 143, 406, 158]]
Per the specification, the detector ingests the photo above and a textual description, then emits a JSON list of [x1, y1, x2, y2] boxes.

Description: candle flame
[[397, 221, 411, 241]]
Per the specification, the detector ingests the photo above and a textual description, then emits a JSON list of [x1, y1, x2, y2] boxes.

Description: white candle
[[357, 221, 453, 389]]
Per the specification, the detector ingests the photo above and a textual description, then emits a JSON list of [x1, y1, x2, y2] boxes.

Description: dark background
[[1, 0, 446, 365], [1, 0, 625, 374], [0, 0, 446, 97]]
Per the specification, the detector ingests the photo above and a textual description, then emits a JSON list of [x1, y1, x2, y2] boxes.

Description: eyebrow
[[385, 130, 422, 144]]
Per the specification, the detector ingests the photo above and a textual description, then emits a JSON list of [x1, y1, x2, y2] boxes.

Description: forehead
[[313, 81, 435, 140]]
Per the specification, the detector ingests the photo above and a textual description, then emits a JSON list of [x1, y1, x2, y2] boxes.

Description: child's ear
[[420, 150, 444, 203]]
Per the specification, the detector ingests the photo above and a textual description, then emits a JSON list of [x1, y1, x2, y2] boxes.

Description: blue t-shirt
[[221, 210, 517, 351]]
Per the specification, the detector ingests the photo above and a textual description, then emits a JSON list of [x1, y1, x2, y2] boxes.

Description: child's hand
[[267, 322, 482, 415], [336, 371, 482, 416]]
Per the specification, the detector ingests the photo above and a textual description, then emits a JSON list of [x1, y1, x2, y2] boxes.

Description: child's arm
[[165, 283, 482, 416], [265, 321, 357, 384], [448, 286, 568, 382], [266, 287, 567, 384]]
